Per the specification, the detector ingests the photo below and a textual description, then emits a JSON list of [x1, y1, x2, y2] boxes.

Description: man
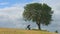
[[27, 24, 30, 30]]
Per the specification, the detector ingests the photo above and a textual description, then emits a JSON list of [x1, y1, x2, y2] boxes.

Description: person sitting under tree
[[26, 24, 30, 30]]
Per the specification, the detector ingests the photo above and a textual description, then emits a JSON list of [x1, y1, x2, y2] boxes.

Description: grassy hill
[[0, 28, 58, 34]]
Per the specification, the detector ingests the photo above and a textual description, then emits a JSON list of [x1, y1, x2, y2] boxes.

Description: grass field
[[0, 28, 58, 34]]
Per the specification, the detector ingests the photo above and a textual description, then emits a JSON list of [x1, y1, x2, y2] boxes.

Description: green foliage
[[55, 30, 58, 33], [23, 3, 53, 30]]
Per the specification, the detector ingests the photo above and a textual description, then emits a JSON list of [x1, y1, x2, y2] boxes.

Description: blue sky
[[0, 0, 60, 33]]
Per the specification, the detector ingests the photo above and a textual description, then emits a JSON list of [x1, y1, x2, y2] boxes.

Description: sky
[[0, 0, 60, 32]]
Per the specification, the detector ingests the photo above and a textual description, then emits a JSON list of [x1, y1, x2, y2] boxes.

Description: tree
[[23, 3, 53, 30]]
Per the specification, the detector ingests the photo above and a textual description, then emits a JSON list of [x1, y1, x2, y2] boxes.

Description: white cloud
[[0, 3, 24, 19], [0, 2, 9, 5], [0, 3, 25, 28]]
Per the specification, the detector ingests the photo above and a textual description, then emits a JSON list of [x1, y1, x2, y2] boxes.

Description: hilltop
[[0, 28, 58, 34]]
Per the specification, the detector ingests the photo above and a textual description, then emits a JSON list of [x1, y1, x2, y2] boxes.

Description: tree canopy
[[23, 3, 53, 30]]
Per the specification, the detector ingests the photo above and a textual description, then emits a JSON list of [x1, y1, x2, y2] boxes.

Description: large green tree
[[23, 3, 53, 30]]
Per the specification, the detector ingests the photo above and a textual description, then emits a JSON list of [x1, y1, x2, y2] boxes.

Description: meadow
[[0, 28, 58, 34]]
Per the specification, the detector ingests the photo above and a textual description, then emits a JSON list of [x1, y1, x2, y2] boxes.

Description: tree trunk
[[37, 24, 41, 30], [36, 19, 41, 30]]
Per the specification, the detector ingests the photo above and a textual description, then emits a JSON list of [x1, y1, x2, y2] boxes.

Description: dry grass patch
[[0, 28, 58, 34]]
